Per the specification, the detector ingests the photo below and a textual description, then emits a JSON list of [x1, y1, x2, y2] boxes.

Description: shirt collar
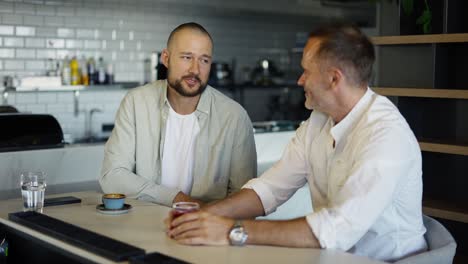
[[196, 86, 211, 115], [158, 79, 168, 106], [160, 80, 211, 115], [330, 87, 374, 145]]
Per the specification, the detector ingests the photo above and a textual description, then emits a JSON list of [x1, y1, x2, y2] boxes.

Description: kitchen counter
[[0, 131, 312, 221], [0, 144, 104, 200], [0, 191, 385, 264]]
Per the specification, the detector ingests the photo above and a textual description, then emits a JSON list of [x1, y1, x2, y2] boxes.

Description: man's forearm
[[204, 189, 265, 219], [244, 217, 321, 248], [100, 165, 180, 206], [168, 211, 321, 248]]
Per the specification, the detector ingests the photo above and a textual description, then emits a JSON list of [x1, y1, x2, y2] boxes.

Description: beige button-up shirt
[[100, 80, 257, 206]]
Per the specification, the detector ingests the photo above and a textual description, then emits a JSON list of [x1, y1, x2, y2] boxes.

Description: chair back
[[395, 215, 456, 264]]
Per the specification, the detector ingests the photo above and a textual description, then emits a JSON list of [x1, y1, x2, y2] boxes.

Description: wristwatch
[[229, 220, 248, 246]]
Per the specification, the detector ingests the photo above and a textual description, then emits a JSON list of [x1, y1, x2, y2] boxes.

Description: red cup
[[172, 202, 200, 218]]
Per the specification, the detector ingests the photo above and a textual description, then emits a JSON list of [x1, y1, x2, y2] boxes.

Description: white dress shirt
[[243, 88, 427, 262]]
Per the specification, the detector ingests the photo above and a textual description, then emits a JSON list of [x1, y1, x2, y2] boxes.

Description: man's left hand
[[166, 211, 235, 246], [172, 192, 204, 206]]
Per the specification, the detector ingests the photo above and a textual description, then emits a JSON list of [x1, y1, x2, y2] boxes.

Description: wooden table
[[0, 191, 385, 264]]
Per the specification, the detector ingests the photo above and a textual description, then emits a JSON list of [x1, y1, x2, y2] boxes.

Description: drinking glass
[[172, 202, 199, 218], [20, 172, 47, 213]]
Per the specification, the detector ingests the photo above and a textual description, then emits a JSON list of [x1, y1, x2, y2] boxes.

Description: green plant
[[415, 0, 432, 34], [370, 0, 433, 34], [401, 0, 414, 15]]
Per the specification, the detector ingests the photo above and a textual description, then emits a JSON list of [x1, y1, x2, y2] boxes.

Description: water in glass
[[20, 172, 46, 212]]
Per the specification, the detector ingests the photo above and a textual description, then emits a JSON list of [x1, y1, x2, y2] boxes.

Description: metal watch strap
[[229, 220, 248, 246]]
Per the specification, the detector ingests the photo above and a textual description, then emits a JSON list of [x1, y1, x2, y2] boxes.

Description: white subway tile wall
[[0, 0, 321, 84], [4, 60, 25, 70], [23, 15, 44, 26], [14, 3, 36, 16], [16, 26, 36, 36], [6, 89, 128, 141], [25, 60, 45, 70], [0, 2, 14, 14], [25, 38, 45, 48], [2, 13, 23, 25], [0, 48, 15, 58], [16, 48, 36, 58], [4, 37, 24, 47], [36, 49, 56, 59], [0, 25, 14, 35], [0, 0, 375, 140]]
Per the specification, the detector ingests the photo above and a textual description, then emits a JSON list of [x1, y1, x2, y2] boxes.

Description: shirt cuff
[[305, 209, 337, 249], [242, 178, 278, 215], [138, 185, 180, 207]]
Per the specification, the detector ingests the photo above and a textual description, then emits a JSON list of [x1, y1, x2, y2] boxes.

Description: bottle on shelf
[[70, 56, 80, 85], [106, 63, 114, 85], [97, 57, 107, 84], [61, 56, 71, 85], [87, 57, 96, 85], [46, 58, 56, 77], [55, 60, 61, 77], [80, 56, 89, 86]]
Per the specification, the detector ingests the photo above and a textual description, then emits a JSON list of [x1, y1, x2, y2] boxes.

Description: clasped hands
[[164, 209, 235, 245]]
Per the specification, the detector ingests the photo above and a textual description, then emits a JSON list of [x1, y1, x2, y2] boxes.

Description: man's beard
[[168, 72, 207, 97]]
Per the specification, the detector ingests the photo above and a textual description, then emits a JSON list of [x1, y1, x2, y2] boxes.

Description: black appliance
[[251, 59, 283, 86], [208, 62, 233, 87], [0, 113, 64, 152]]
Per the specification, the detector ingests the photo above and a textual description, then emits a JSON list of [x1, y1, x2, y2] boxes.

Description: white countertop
[[0, 131, 312, 221], [0, 191, 385, 264], [0, 131, 296, 199]]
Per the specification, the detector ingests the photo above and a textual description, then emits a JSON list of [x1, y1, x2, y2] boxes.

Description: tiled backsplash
[[4, 88, 128, 141], [0, 0, 331, 84], [0, 0, 377, 141]]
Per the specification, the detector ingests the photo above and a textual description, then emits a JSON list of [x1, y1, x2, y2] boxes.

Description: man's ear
[[161, 48, 170, 68], [329, 67, 343, 89]]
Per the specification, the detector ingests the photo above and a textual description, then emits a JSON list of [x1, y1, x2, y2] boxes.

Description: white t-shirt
[[161, 105, 200, 194]]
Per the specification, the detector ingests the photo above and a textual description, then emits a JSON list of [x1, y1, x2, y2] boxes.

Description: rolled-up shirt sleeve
[[306, 126, 413, 251], [242, 121, 309, 215], [228, 111, 257, 195]]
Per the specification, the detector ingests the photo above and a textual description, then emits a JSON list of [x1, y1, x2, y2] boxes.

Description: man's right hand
[[166, 210, 235, 246]]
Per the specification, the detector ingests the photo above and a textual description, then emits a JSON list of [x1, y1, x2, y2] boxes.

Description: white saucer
[[96, 204, 132, 215]]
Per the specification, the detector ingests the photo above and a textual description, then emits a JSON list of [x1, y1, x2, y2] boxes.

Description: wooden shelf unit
[[371, 33, 468, 45], [423, 199, 468, 224], [374, 33, 468, 221], [372, 87, 468, 156], [372, 87, 468, 99], [372, 86, 468, 156], [419, 142, 468, 156], [375, 2, 468, 260]]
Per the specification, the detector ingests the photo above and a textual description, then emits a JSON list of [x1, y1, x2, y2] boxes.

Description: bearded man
[[100, 22, 257, 206]]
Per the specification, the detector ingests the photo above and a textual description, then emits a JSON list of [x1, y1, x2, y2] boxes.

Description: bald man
[[100, 22, 257, 206]]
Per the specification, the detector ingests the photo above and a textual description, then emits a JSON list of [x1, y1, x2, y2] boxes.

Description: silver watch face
[[231, 228, 244, 241], [230, 226, 247, 245]]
